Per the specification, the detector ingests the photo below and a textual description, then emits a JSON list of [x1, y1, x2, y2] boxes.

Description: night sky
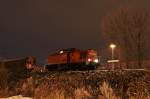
[[0, 0, 150, 63]]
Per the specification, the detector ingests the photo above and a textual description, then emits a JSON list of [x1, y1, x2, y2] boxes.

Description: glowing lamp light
[[110, 44, 116, 49], [88, 58, 92, 62], [94, 59, 99, 63], [60, 50, 63, 54], [26, 64, 32, 69]]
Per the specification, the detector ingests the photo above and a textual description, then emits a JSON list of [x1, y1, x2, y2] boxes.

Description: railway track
[[66, 68, 150, 73], [36, 69, 150, 76], [31, 66, 150, 76]]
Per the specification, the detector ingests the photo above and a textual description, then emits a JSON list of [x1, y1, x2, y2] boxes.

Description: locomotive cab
[[85, 49, 99, 65]]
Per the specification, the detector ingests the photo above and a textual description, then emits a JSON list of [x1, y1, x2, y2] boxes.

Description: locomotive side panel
[[47, 49, 82, 65], [48, 53, 67, 65], [70, 50, 84, 64]]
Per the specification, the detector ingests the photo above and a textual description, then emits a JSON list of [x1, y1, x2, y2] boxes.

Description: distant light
[[60, 50, 63, 54], [26, 64, 32, 69], [110, 44, 116, 49], [94, 59, 99, 63], [107, 60, 119, 63]]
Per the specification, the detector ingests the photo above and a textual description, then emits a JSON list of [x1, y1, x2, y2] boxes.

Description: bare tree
[[101, 7, 150, 68]]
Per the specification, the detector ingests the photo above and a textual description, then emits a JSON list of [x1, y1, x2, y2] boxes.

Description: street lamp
[[109, 44, 116, 69], [109, 44, 116, 60]]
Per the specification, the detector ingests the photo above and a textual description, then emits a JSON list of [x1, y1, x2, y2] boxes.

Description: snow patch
[[0, 95, 32, 99]]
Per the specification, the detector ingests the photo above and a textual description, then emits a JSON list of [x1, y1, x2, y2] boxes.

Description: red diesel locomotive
[[46, 48, 99, 70]]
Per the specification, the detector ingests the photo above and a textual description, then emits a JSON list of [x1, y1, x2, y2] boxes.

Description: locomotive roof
[[49, 48, 80, 55], [0, 56, 35, 62], [61, 48, 79, 51], [60, 48, 96, 52], [0, 57, 26, 62]]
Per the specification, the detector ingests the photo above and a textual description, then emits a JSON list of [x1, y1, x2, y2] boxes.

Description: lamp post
[[110, 44, 116, 60], [109, 44, 116, 69]]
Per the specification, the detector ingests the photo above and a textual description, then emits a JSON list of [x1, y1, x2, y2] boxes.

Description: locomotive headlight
[[94, 59, 99, 63], [88, 58, 92, 62]]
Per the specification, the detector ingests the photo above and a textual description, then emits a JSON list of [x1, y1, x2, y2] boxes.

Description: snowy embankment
[[0, 95, 32, 99]]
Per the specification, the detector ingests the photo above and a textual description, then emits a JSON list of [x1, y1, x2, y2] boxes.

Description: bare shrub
[[0, 63, 10, 97], [0, 86, 18, 98], [20, 77, 34, 97], [0, 62, 9, 89]]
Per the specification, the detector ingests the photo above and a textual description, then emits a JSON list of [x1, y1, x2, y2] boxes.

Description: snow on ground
[[0, 95, 32, 99]]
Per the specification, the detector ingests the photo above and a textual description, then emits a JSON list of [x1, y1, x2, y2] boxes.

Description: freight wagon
[[0, 56, 36, 80]]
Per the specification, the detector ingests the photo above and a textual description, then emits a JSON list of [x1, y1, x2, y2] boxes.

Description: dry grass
[[35, 88, 65, 99], [0, 70, 150, 99], [33, 81, 150, 99], [1, 95, 32, 99], [0, 81, 150, 99], [99, 81, 120, 99], [100, 82, 150, 99], [74, 87, 91, 99], [34, 82, 65, 99], [34, 83, 91, 99]]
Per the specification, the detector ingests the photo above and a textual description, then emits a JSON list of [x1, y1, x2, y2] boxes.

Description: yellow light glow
[[94, 59, 99, 63], [88, 58, 92, 62], [110, 44, 116, 49], [60, 50, 63, 54]]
